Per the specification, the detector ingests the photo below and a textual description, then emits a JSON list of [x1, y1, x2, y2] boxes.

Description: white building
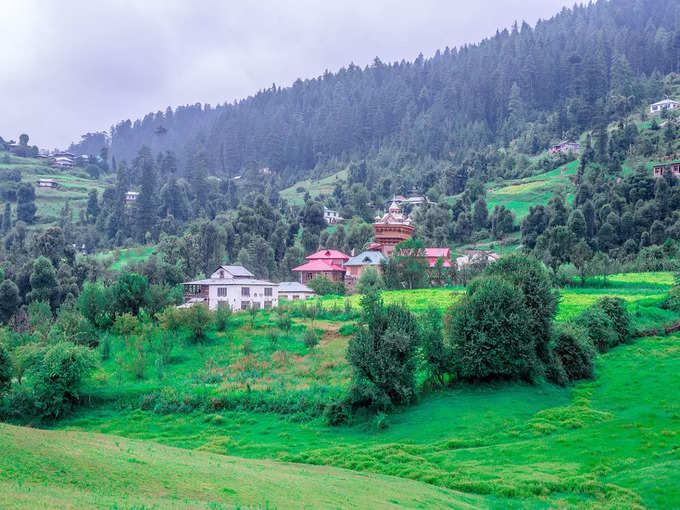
[[278, 281, 315, 300], [125, 191, 140, 203], [182, 265, 278, 311], [323, 207, 343, 224], [650, 99, 680, 114]]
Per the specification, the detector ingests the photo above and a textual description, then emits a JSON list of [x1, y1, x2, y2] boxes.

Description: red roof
[[305, 249, 350, 261], [292, 260, 346, 272], [425, 248, 450, 258]]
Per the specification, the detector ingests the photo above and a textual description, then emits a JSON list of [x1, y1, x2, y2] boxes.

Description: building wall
[[300, 270, 344, 284], [279, 291, 314, 300], [207, 284, 278, 311]]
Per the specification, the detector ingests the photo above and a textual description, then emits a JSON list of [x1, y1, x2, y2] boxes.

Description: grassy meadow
[[0, 270, 676, 508], [0, 150, 111, 226], [280, 169, 348, 206]]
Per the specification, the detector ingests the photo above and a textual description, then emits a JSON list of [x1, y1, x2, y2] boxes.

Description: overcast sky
[[1, 0, 571, 149]]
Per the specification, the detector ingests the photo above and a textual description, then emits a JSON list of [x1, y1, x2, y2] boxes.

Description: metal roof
[[344, 250, 386, 267], [182, 278, 276, 286]]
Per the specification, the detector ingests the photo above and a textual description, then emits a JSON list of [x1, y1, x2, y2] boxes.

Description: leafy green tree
[[78, 283, 115, 329], [420, 306, 450, 385], [447, 276, 532, 380], [30, 342, 97, 419], [567, 209, 587, 240], [392, 238, 429, 290], [552, 323, 595, 381], [114, 273, 149, 316], [571, 240, 593, 286], [356, 266, 385, 294], [483, 255, 558, 372], [27, 256, 58, 309], [0, 279, 20, 324], [490, 205, 514, 239], [472, 197, 489, 230], [16, 183, 36, 224], [183, 303, 211, 343], [346, 292, 420, 411]]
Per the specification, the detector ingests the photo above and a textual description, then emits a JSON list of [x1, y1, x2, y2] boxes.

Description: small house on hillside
[[549, 141, 580, 156], [278, 282, 315, 300], [343, 250, 386, 291], [292, 249, 349, 284], [424, 248, 452, 268], [653, 161, 680, 178], [181, 265, 278, 311], [51, 155, 74, 168], [125, 191, 140, 203], [323, 207, 343, 224], [37, 178, 57, 189], [650, 99, 680, 114], [456, 250, 500, 269]]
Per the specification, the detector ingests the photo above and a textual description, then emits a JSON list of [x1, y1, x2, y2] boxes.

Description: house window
[[217, 287, 227, 297], [241, 301, 250, 310], [219, 270, 224, 278], [241, 287, 250, 297], [293, 295, 299, 300], [306, 273, 313, 281], [265, 287, 272, 297], [264, 300, 272, 308]]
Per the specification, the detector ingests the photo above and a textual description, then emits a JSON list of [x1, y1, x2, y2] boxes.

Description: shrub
[[49, 305, 99, 347], [356, 267, 385, 294], [183, 304, 211, 343], [575, 306, 618, 353], [307, 276, 345, 296], [213, 305, 232, 331], [303, 328, 319, 349], [346, 292, 420, 411], [594, 297, 631, 345], [78, 282, 115, 329], [338, 323, 355, 336], [420, 306, 451, 385], [157, 307, 183, 333], [483, 255, 558, 367], [324, 399, 352, 426], [277, 311, 292, 332], [30, 342, 98, 420], [552, 323, 596, 381], [447, 276, 534, 380]]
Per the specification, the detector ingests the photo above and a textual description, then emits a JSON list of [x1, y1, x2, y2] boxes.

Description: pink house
[[292, 249, 350, 284], [425, 248, 452, 268]]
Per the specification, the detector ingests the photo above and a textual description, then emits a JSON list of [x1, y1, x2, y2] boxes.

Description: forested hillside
[[104, 0, 679, 190]]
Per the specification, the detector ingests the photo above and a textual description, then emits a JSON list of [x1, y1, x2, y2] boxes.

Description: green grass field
[[0, 150, 111, 226], [58, 330, 680, 508], [4, 272, 679, 508], [0, 423, 486, 509], [280, 169, 348, 206]]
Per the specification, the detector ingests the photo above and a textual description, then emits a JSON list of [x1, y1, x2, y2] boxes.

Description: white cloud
[[0, 0, 570, 148]]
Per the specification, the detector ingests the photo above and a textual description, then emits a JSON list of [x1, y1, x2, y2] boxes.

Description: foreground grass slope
[[0, 423, 487, 510], [61, 333, 680, 509]]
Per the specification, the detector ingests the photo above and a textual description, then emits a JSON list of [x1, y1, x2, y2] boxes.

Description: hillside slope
[[0, 423, 487, 509]]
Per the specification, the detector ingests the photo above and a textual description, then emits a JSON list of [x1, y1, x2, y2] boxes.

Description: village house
[[343, 250, 386, 291], [455, 250, 500, 268], [424, 248, 452, 268], [652, 161, 680, 178], [50, 154, 74, 169], [37, 178, 57, 189], [323, 207, 343, 224], [292, 249, 349, 284], [549, 140, 580, 156], [181, 265, 278, 311], [650, 99, 680, 114], [278, 282, 315, 300], [368, 201, 415, 256], [125, 191, 140, 203]]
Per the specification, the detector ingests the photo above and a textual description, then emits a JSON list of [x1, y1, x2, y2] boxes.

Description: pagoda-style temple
[[367, 201, 415, 256]]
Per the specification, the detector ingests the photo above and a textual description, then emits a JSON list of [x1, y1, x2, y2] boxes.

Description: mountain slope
[[0, 423, 487, 509], [105, 0, 680, 187]]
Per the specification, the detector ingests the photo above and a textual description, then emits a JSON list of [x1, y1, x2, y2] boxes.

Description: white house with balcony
[[650, 99, 680, 114], [181, 265, 278, 311]]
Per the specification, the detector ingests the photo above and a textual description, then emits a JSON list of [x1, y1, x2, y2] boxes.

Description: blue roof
[[344, 251, 386, 267]]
